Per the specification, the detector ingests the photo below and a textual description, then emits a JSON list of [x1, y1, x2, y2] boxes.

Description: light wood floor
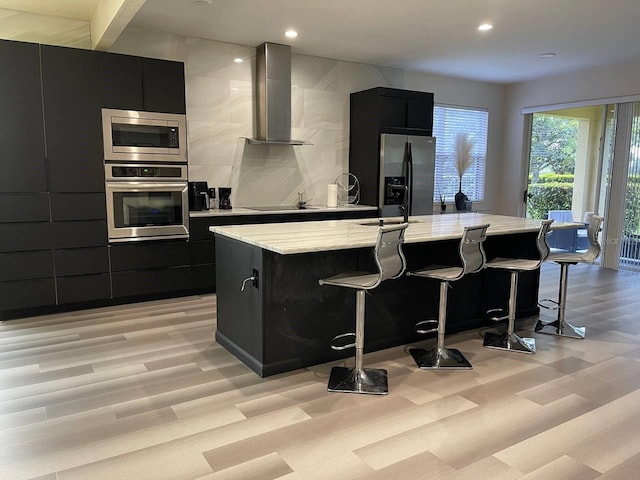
[[1, 263, 640, 480]]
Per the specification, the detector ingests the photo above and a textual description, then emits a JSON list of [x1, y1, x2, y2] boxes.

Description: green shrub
[[527, 182, 573, 219], [625, 175, 640, 235]]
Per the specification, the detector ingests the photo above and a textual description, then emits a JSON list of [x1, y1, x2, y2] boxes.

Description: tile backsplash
[[112, 29, 403, 207]]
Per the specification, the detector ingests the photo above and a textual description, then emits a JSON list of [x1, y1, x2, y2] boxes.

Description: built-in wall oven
[[105, 163, 189, 242]]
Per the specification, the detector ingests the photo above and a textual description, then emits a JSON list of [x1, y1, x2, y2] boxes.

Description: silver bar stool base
[[327, 366, 389, 395], [410, 347, 472, 370], [535, 320, 586, 339], [483, 331, 536, 354]]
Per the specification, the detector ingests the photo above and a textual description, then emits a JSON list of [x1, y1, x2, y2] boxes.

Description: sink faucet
[[297, 191, 308, 209]]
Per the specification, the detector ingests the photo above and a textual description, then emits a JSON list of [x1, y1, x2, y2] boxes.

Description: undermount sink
[[247, 205, 319, 211], [357, 219, 420, 226]]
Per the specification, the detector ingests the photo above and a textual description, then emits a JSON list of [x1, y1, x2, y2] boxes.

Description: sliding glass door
[[601, 101, 640, 271]]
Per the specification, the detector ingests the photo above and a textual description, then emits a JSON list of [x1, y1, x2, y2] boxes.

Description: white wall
[[111, 28, 504, 210], [501, 59, 640, 216]]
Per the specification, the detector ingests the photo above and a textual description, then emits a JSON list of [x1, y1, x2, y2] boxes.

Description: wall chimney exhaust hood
[[245, 42, 311, 145]]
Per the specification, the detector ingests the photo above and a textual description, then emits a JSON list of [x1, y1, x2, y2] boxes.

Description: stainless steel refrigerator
[[379, 134, 435, 217]]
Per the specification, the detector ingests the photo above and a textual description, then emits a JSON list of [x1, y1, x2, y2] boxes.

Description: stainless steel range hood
[[245, 42, 310, 145]]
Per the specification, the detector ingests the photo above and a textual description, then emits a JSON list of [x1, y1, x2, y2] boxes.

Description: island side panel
[[261, 248, 367, 375], [214, 235, 265, 375]]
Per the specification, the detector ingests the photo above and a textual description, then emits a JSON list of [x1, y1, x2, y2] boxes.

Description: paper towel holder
[[335, 173, 360, 206]]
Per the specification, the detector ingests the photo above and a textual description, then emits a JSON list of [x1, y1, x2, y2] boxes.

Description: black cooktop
[[247, 206, 302, 211]]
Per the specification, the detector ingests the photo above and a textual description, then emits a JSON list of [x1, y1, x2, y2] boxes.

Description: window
[[433, 105, 488, 203]]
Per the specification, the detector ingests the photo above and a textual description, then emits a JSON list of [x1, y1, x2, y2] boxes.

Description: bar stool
[[407, 223, 490, 370], [536, 215, 604, 338], [319, 222, 408, 395], [483, 219, 554, 354]]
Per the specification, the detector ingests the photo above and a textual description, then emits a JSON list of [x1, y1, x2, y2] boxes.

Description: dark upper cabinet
[[405, 90, 434, 131], [41, 45, 104, 193], [98, 52, 144, 111], [97, 53, 185, 114], [0, 40, 47, 193], [142, 58, 186, 114], [351, 87, 434, 135]]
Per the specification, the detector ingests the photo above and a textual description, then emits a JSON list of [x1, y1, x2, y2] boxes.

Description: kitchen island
[[211, 214, 557, 377]]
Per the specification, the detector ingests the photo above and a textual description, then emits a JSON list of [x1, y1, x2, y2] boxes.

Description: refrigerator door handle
[[407, 141, 413, 215]]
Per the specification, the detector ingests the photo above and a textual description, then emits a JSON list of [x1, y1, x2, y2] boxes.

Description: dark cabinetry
[[142, 58, 186, 114], [351, 87, 434, 135], [0, 39, 187, 319], [0, 40, 47, 193], [98, 53, 186, 114], [41, 45, 104, 193], [349, 87, 434, 208], [110, 240, 213, 298], [98, 52, 144, 111]]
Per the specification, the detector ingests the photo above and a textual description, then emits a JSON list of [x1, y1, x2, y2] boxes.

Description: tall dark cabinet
[[0, 40, 47, 193], [41, 45, 111, 306], [349, 87, 434, 209], [0, 38, 189, 320], [0, 40, 55, 311]]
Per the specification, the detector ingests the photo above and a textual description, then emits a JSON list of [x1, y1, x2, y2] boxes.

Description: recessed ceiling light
[[233, 57, 243, 63], [478, 23, 493, 31], [285, 30, 298, 39], [193, 0, 212, 5], [539, 52, 557, 58]]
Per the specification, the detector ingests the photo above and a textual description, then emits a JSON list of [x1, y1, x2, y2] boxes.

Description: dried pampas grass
[[453, 133, 475, 179]]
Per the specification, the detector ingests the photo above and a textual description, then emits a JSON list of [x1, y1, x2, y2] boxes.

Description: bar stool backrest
[[536, 219, 554, 264], [374, 223, 409, 283], [459, 223, 490, 276], [582, 215, 604, 262]]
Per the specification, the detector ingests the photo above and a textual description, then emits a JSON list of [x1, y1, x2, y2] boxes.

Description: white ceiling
[[2, 0, 640, 84]]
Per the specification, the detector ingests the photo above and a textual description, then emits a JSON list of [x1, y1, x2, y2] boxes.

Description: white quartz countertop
[[209, 213, 579, 255], [190, 204, 377, 217]]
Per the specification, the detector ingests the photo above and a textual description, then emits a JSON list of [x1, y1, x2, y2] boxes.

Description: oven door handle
[[106, 182, 188, 191]]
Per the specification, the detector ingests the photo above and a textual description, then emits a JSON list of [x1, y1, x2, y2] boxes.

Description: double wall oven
[[102, 109, 189, 242]]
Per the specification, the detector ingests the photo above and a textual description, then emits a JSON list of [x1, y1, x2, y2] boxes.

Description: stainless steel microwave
[[102, 108, 187, 162]]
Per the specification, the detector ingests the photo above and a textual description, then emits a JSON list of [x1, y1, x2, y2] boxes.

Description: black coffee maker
[[188, 181, 209, 211], [218, 187, 232, 210]]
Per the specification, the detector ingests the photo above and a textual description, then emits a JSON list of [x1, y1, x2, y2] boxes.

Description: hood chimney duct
[[247, 42, 310, 145]]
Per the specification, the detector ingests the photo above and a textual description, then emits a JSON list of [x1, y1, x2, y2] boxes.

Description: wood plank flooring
[[1, 263, 639, 480]]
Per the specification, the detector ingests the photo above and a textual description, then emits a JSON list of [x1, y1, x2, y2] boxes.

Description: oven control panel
[[105, 163, 188, 181]]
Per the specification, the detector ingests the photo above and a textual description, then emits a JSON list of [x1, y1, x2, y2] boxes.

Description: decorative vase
[[454, 179, 467, 211]]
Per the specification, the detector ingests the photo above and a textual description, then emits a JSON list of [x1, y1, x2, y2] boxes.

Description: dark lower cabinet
[[0, 278, 56, 311], [112, 267, 194, 298], [0, 250, 54, 282], [110, 239, 211, 299], [0, 193, 50, 223], [55, 247, 110, 276], [0, 223, 52, 252], [51, 193, 106, 222], [57, 274, 111, 304], [52, 221, 108, 249]]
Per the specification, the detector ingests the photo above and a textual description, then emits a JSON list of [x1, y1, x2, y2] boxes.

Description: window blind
[[433, 105, 488, 203]]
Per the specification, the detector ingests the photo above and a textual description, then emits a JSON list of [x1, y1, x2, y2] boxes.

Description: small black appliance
[[218, 187, 232, 209], [188, 181, 209, 211]]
